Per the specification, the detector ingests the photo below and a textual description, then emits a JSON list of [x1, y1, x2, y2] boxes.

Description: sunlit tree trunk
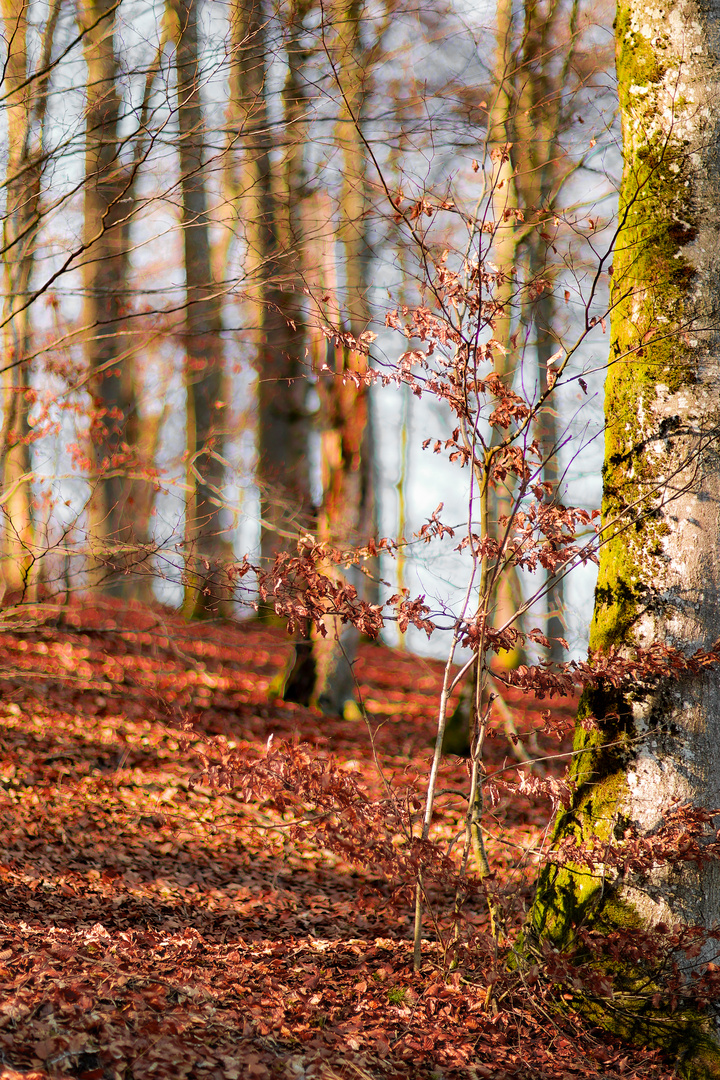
[[0, 0, 34, 599], [484, 0, 527, 674], [531, 1, 720, 1067], [0, 0, 59, 599], [334, 0, 377, 609], [530, 279, 564, 659], [79, 0, 151, 596], [229, 0, 310, 568], [444, 0, 523, 755], [514, 0, 579, 664], [310, 0, 374, 715], [169, 0, 232, 618]]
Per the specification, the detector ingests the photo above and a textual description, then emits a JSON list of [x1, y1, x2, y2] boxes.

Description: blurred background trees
[[0, 0, 614, 710]]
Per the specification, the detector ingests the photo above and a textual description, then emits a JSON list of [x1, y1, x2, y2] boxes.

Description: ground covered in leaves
[[0, 600, 675, 1079]]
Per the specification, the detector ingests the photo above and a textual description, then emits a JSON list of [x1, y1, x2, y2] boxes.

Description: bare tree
[[168, 0, 232, 617], [513, 0, 584, 664], [229, 0, 311, 568], [78, 0, 167, 598], [80, 0, 140, 588], [0, 0, 62, 599], [305, 0, 374, 714]]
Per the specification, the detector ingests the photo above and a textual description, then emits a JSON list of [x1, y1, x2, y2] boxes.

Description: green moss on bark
[[530, 686, 635, 944], [588, 2, 701, 653], [580, 994, 720, 1079], [529, 10, 720, 1070]]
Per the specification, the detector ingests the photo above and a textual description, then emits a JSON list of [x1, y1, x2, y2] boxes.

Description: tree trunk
[[444, 0, 524, 755], [485, 0, 527, 673], [0, 0, 37, 601], [0, 0, 61, 600], [532, 280, 565, 661], [229, 0, 311, 569], [531, 1, 720, 1068], [169, 0, 232, 618], [79, 0, 154, 598], [514, 0, 575, 665], [309, 0, 374, 716]]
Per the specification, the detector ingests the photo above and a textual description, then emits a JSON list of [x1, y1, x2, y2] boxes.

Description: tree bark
[[229, 0, 311, 569], [531, 0, 720, 1067], [0, 0, 34, 600], [513, 0, 574, 664], [169, 0, 233, 618], [0, 0, 59, 600], [309, 0, 374, 715], [443, 0, 524, 755], [485, 0, 527, 673], [79, 0, 154, 597]]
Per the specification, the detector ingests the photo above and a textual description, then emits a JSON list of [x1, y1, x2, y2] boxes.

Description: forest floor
[[0, 599, 675, 1080]]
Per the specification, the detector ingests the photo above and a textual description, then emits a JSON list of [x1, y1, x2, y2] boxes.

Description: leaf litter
[[0, 599, 674, 1079]]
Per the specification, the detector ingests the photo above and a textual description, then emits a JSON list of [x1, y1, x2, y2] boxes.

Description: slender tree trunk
[[79, 0, 150, 596], [529, 273, 565, 659], [229, 0, 310, 569], [0, 0, 36, 600], [310, 0, 374, 715], [531, 1, 720, 1067], [443, 0, 523, 756], [169, 0, 232, 618], [514, 0, 576, 665], [268, 1, 326, 701], [334, 0, 377, 607], [0, 0, 63, 603], [484, 0, 527, 672]]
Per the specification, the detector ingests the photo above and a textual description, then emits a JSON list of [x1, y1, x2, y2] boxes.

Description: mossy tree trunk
[[531, 0, 720, 1069]]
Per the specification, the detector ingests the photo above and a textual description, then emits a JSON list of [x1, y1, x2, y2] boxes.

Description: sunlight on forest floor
[[0, 600, 670, 1079]]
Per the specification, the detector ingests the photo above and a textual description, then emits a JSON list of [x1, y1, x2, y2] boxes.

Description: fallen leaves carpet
[[0, 601, 673, 1079]]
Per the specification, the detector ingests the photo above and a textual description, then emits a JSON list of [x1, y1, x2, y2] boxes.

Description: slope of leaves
[[0, 599, 674, 1079]]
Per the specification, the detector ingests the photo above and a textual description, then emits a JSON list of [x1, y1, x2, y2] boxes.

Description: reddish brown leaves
[[0, 602, 683, 1079]]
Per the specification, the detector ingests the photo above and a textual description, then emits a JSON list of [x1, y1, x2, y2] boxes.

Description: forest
[[3, 0, 720, 1076]]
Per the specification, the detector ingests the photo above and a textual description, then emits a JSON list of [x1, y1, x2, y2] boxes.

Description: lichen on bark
[[593, 0, 702, 653], [529, 1, 720, 1071]]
